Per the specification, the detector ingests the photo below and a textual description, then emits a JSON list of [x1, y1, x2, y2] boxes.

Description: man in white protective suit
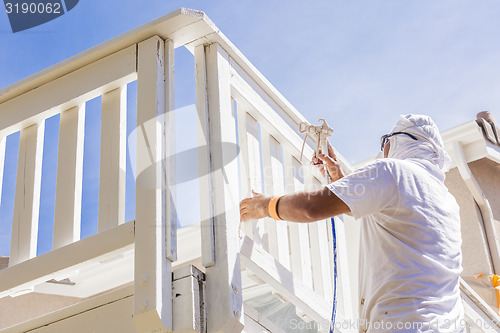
[[240, 114, 464, 332]]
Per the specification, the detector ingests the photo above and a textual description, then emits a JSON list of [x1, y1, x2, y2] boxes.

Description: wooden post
[[195, 42, 244, 333], [98, 87, 126, 233], [10, 122, 45, 266], [164, 39, 177, 262], [52, 104, 85, 250], [133, 35, 172, 332], [195, 43, 215, 268]]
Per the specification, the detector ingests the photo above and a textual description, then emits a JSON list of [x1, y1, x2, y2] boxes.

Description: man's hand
[[240, 190, 271, 222], [312, 140, 344, 182]]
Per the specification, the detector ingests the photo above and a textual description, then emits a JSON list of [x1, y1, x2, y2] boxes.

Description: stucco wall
[[445, 163, 497, 307], [446, 167, 494, 276], [469, 157, 500, 255]]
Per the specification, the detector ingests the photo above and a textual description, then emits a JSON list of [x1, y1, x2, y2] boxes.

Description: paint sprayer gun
[[299, 119, 334, 183], [298, 118, 333, 161]]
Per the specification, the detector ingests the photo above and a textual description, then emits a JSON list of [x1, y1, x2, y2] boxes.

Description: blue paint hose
[[329, 217, 338, 333]]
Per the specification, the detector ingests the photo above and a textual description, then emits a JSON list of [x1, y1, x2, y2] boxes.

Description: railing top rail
[[0, 8, 203, 104]]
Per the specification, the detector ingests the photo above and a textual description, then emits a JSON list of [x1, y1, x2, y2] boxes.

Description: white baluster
[[53, 105, 85, 250], [283, 150, 313, 289], [308, 176, 333, 300], [236, 107, 265, 244], [260, 127, 290, 270], [10, 122, 45, 266], [98, 87, 126, 233]]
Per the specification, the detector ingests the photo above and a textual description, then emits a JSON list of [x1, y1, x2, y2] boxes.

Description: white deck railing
[[0, 8, 357, 333]]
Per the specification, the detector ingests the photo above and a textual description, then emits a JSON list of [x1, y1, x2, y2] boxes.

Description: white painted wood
[[235, 106, 265, 244], [134, 35, 172, 332], [172, 266, 205, 333], [98, 87, 126, 233], [229, 65, 351, 172], [172, 275, 201, 333], [260, 128, 290, 270], [0, 136, 6, 206], [33, 247, 134, 299], [0, 46, 136, 138], [245, 113, 266, 247], [202, 42, 244, 333], [9, 122, 45, 266], [240, 235, 332, 329], [164, 39, 177, 261], [229, 82, 309, 169], [283, 150, 313, 289], [194, 43, 216, 268], [309, 178, 333, 301], [302, 166, 327, 298], [0, 221, 134, 298], [0, 9, 205, 104], [0, 10, 366, 330], [235, 102, 251, 200], [234, 100, 252, 240], [460, 277, 500, 330], [244, 305, 285, 333], [53, 105, 85, 250]]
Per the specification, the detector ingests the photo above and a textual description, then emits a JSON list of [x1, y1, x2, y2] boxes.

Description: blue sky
[[1, 0, 500, 256]]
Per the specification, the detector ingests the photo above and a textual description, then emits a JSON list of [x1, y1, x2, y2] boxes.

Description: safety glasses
[[380, 131, 418, 151]]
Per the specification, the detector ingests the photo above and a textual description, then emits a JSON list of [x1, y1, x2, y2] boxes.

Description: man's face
[[383, 140, 390, 158]]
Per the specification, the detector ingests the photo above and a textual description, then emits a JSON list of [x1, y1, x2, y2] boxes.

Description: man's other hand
[[240, 190, 271, 222]]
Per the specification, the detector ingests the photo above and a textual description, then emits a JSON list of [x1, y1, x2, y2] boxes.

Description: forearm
[[276, 187, 350, 222], [240, 186, 350, 222], [275, 191, 323, 222]]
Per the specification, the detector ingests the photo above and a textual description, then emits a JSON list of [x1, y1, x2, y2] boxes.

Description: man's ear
[[384, 140, 390, 158]]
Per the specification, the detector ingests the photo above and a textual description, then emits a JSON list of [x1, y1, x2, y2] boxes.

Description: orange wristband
[[268, 195, 285, 221]]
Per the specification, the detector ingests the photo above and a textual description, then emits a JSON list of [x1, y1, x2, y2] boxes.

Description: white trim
[[460, 278, 500, 330]]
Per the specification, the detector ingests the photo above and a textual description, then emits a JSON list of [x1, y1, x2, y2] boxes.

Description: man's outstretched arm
[[239, 186, 350, 223]]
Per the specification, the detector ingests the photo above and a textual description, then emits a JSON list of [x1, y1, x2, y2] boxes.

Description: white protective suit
[[327, 114, 464, 332]]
